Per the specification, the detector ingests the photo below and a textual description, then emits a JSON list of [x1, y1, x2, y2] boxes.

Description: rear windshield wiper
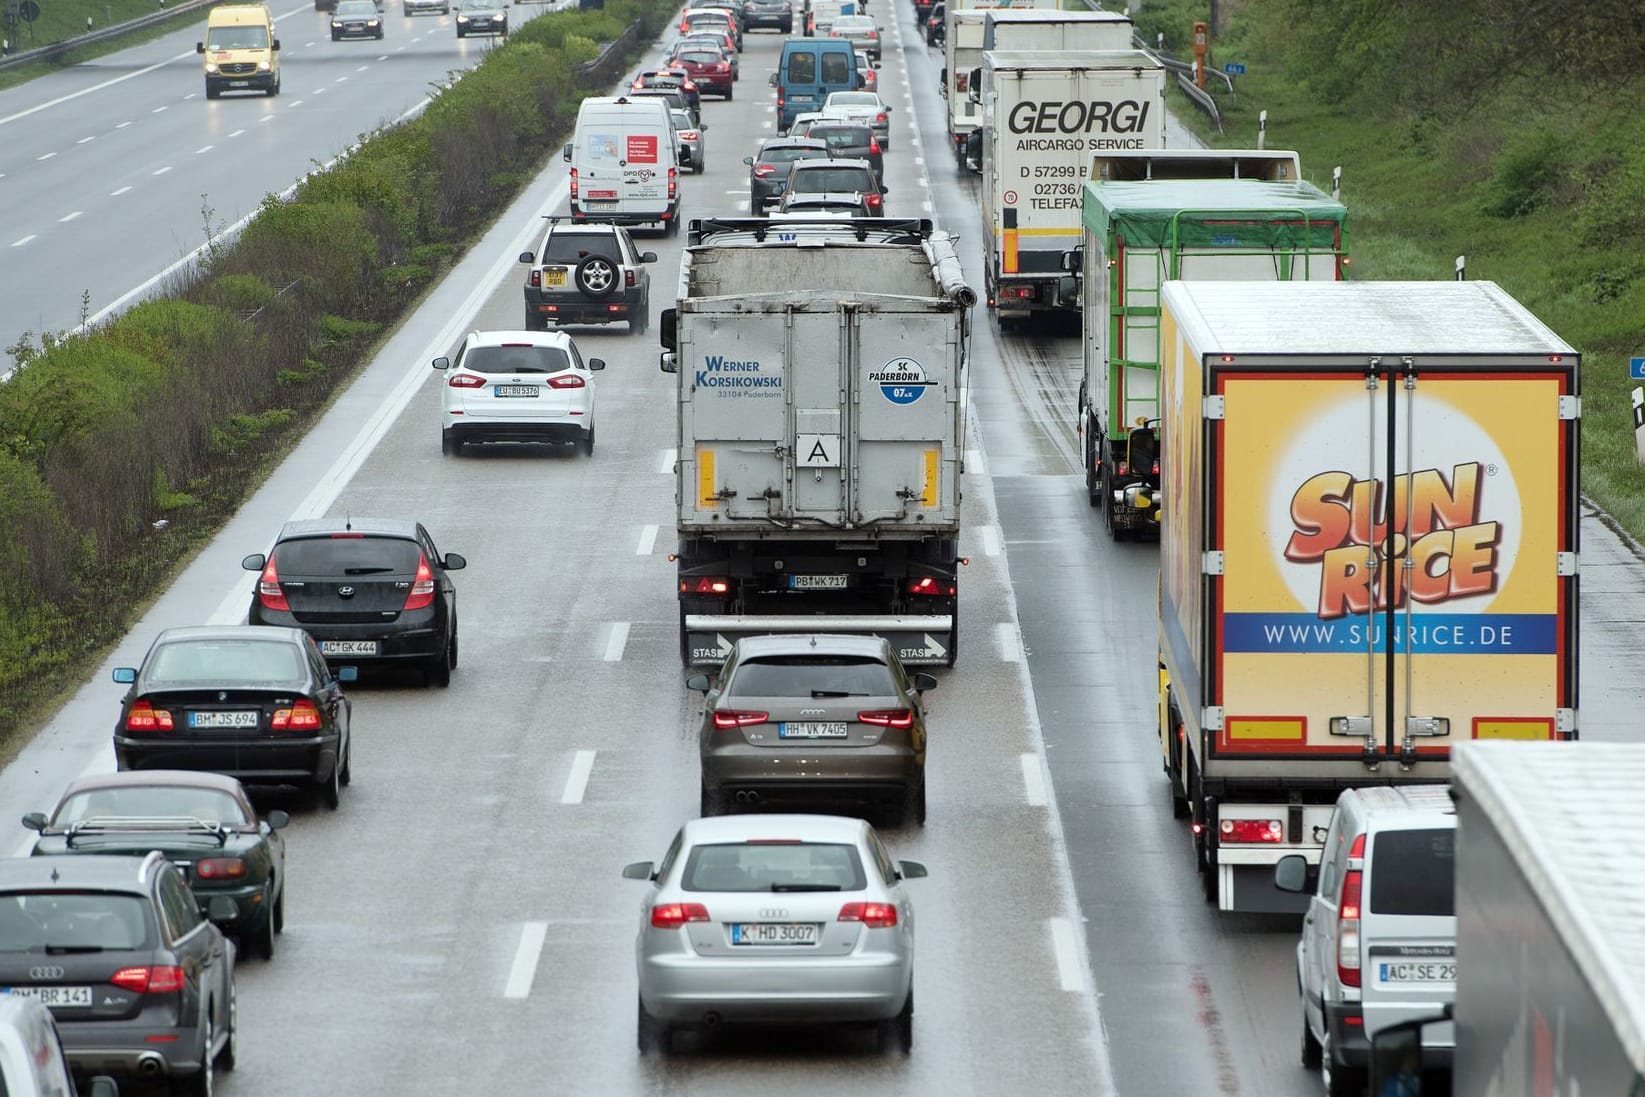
[[769, 883, 842, 892], [45, 944, 106, 954], [342, 566, 395, 575], [810, 690, 868, 698]]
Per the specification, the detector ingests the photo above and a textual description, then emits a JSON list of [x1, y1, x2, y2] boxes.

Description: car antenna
[[345, 514, 352, 531]]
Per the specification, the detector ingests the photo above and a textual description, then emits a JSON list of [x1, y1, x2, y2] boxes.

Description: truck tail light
[[858, 709, 913, 728], [651, 902, 710, 929], [194, 858, 248, 880], [712, 710, 768, 729], [403, 553, 436, 611], [569, 167, 578, 200], [125, 702, 174, 732], [681, 576, 732, 595], [1152, 458, 1160, 476], [1219, 818, 1283, 844], [1116, 460, 1129, 477], [998, 285, 1034, 302], [838, 901, 897, 928], [257, 556, 289, 612], [272, 700, 322, 731], [907, 577, 956, 597], [1337, 834, 1366, 988]]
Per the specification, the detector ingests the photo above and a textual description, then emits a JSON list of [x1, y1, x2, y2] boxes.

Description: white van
[[562, 96, 680, 234], [0, 998, 118, 1097]]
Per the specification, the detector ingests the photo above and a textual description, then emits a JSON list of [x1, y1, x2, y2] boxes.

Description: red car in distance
[[671, 47, 735, 99]]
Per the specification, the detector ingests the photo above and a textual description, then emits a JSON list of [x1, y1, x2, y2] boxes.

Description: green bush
[[1482, 131, 1564, 219]]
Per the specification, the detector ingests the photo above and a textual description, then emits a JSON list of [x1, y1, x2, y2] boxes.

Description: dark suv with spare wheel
[[520, 221, 656, 334], [241, 517, 464, 687]]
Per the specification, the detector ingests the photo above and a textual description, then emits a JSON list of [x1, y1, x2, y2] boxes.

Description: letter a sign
[[796, 433, 842, 468]]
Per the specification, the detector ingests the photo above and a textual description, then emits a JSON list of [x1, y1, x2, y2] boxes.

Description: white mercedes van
[[563, 96, 680, 233]]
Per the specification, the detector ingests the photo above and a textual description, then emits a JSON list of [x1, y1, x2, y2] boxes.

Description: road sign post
[[1634, 387, 1645, 466]]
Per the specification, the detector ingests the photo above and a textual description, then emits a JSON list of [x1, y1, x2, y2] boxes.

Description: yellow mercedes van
[[197, 4, 281, 99]]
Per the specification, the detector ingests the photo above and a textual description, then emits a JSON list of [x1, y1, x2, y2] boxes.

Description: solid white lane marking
[[965, 447, 988, 477], [560, 750, 596, 804], [153, 166, 172, 176], [658, 448, 677, 473], [503, 922, 548, 999], [977, 524, 1000, 556], [110, 186, 132, 196], [58, 211, 83, 223], [77, 135, 96, 144], [228, 128, 246, 138], [196, 145, 214, 154], [1049, 917, 1085, 992], [1021, 752, 1047, 807], [36, 152, 56, 160], [636, 524, 658, 555], [10, 236, 36, 247], [996, 621, 1022, 663], [603, 622, 630, 662]]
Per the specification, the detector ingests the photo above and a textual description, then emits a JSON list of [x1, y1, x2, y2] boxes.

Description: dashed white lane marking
[[196, 145, 214, 154], [658, 447, 677, 474], [58, 211, 83, 223], [36, 152, 56, 161], [183, 93, 197, 101], [228, 128, 246, 138], [395, 44, 407, 50], [260, 114, 275, 122], [914, 155, 923, 166], [977, 524, 1001, 556], [996, 621, 1023, 663], [1049, 917, 1086, 993], [376, 54, 388, 60], [77, 135, 95, 144], [152, 106, 167, 113], [503, 922, 548, 999], [10, 235, 36, 247], [315, 88, 329, 95], [603, 622, 631, 662], [335, 75, 348, 82], [152, 166, 173, 176], [636, 524, 658, 555], [357, 64, 370, 72], [1021, 752, 1047, 806], [116, 121, 133, 128], [288, 100, 304, 107], [111, 185, 132, 196], [560, 750, 596, 805], [305, 40, 316, 46], [921, 200, 932, 212]]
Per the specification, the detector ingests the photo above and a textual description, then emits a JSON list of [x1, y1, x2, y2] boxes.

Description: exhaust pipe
[[137, 1054, 165, 1077], [702, 1011, 722, 1027], [736, 790, 760, 804]]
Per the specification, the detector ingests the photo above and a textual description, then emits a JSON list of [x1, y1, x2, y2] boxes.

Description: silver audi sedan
[[623, 813, 927, 1053]]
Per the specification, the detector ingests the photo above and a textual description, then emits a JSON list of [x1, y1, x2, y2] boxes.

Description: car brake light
[[569, 167, 578, 200], [1220, 818, 1283, 844], [679, 130, 700, 140], [111, 966, 185, 994], [906, 577, 955, 596], [1337, 833, 1365, 988], [865, 193, 882, 209], [403, 553, 436, 611], [683, 79, 697, 91], [528, 270, 541, 288], [447, 373, 486, 388], [713, 710, 769, 729], [869, 137, 881, 155], [651, 902, 711, 929], [668, 166, 678, 200], [753, 164, 775, 178], [195, 858, 248, 880], [257, 556, 289, 612], [625, 269, 637, 288], [858, 709, 913, 728], [125, 701, 174, 732], [680, 576, 732, 594], [1152, 459, 1160, 476], [547, 374, 586, 389], [272, 700, 321, 731], [1116, 460, 1129, 477], [838, 901, 897, 928]]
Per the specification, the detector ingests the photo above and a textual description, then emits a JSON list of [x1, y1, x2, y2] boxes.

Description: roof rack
[[688, 217, 934, 246], [63, 817, 230, 848]]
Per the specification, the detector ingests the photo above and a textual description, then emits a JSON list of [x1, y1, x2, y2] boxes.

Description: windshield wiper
[[810, 690, 868, 698], [342, 566, 395, 575], [770, 883, 842, 892], [45, 944, 106, 954]]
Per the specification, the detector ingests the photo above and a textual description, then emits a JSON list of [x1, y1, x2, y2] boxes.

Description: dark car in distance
[[242, 517, 464, 688], [782, 157, 887, 216], [740, 0, 791, 32], [795, 119, 883, 179], [23, 771, 290, 960], [110, 626, 355, 808], [744, 136, 829, 210]]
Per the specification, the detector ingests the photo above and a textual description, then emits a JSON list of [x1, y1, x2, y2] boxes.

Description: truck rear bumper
[[684, 614, 953, 666]]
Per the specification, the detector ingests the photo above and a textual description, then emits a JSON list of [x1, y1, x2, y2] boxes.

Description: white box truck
[[978, 50, 1165, 322], [1156, 280, 1580, 911], [658, 218, 976, 666], [1076, 150, 1349, 538], [939, 0, 1059, 168], [1369, 741, 1645, 1097]]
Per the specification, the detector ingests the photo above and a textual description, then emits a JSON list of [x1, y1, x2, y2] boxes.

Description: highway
[[4, 1, 1645, 1094]]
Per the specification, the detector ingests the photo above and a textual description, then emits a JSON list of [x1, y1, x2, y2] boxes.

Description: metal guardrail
[[1125, 30, 1230, 135], [0, 0, 214, 71], [573, 16, 636, 86]]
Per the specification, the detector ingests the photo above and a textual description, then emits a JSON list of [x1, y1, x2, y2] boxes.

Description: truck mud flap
[[684, 614, 954, 666]]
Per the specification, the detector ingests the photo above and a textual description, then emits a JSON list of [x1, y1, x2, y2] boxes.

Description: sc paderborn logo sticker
[[870, 357, 934, 405]]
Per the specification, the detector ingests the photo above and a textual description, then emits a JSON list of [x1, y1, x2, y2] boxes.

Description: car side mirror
[[639, 251, 658, 263], [432, 355, 450, 370], [338, 666, 358, 683], [743, 155, 755, 166], [265, 809, 290, 831], [272, 37, 281, 50], [241, 553, 266, 571], [442, 552, 467, 570], [1272, 853, 1314, 894], [196, 41, 205, 53], [897, 860, 928, 880], [660, 307, 678, 353], [518, 251, 534, 264], [206, 896, 240, 926], [87, 1078, 120, 1097], [622, 861, 655, 880], [912, 672, 938, 693], [21, 812, 48, 832], [112, 667, 137, 684], [562, 143, 573, 162], [587, 358, 606, 371], [768, 72, 778, 86], [685, 673, 712, 692], [660, 352, 678, 374]]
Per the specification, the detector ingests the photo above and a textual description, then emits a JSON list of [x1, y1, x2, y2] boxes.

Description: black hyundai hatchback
[[241, 518, 465, 687]]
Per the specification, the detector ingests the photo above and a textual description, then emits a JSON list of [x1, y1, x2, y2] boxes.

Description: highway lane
[[0, 0, 554, 364]]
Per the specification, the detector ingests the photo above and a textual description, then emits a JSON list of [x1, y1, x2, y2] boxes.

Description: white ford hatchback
[[434, 330, 604, 456]]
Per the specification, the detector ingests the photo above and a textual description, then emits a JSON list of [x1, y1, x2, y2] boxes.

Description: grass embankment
[[1133, 0, 1645, 544], [0, 0, 671, 752], [0, 0, 212, 92]]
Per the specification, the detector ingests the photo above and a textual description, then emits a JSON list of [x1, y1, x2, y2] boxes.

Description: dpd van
[[563, 96, 681, 232]]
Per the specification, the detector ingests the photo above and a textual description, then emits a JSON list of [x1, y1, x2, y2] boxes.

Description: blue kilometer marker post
[[1630, 356, 1645, 380]]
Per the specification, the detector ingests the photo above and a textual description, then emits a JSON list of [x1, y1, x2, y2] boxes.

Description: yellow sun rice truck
[[1156, 280, 1579, 912]]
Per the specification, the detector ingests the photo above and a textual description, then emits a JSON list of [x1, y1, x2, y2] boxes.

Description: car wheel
[[331, 31, 339, 39], [425, 639, 453, 688], [272, 888, 285, 934], [339, 735, 353, 786], [582, 424, 595, 457], [178, 1012, 214, 1097], [637, 996, 669, 1055], [448, 627, 459, 670], [700, 782, 725, 817], [905, 780, 926, 827], [634, 299, 650, 335], [217, 984, 236, 1072], [573, 254, 620, 298], [1301, 1015, 1322, 1069], [441, 430, 462, 457], [249, 905, 276, 961], [877, 987, 913, 1053], [724, 85, 732, 101], [1322, 1031, 1365, 1097], [319, 754, 342, 811]]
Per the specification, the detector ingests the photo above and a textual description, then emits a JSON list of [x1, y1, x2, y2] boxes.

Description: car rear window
[[144, 639, 305, 686], [1368, 828, 1455, 916], [681, 51, 720, 64], [681, 842, 867, 892], [54, 787, 249, 827], [0, 893, 152, 952], [792, 167, 874, 192], [461, 345, 573, 374], [786, 51, 816, 83], [765, 146, 825, 165], [830, 91, 876, 107], [809, 125, 871, 150], [727, 656, 897, 697], [820, 51, 851, 84], [273, 535, 420, 578]]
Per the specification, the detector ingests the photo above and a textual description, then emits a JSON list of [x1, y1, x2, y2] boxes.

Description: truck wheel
[[1199, 802, 1219, 905], [944, 613, 958, 667], [678, 608, 692, 667]]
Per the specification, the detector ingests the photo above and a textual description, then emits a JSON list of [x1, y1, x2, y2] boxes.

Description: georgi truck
[[1377, 742, 1645, 1096], [1077, 150, 1349, 538], [979, 50, 1165, 322], [1157, 281, 1579, 912], [659, 218, 976, 667], [941, 0, 1061, 166]]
